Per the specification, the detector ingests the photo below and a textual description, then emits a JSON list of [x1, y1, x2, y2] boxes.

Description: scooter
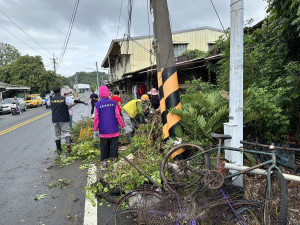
[[11, 103, 21, 115]]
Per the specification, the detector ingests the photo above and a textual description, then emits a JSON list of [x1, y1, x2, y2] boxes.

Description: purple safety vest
[[95, 98, 119, 134]]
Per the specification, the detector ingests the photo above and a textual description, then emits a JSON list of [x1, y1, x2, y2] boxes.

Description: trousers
[[100, 136, 119, 161], [54, 122, 70, 140]]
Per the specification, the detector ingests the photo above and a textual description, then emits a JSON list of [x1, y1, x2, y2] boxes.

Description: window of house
[[173, 44, 188, 57], [208, 43, 215, 51]]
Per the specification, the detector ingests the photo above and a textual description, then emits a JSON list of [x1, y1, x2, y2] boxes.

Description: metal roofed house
[[101, 26, 224, 96], [0, 82, 31, 100], [102, 27, 224, 81]]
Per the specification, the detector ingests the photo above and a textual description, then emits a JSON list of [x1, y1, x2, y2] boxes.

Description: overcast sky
[[0, 0, 268, 77]]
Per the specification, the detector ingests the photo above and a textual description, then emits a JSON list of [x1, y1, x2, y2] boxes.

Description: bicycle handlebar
[[240, 141, 300, 152]]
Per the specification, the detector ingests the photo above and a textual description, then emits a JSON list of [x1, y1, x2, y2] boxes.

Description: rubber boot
[[126, 132, 132, 143], [66, 136, 72, 153], [55, 140, 62, 155]]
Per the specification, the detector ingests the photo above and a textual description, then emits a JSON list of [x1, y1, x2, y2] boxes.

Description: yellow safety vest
[[123, 99, 141, 118]]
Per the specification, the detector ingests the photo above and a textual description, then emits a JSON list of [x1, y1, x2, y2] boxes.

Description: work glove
[[174, 137, 182, 146], [94, 131, 100, 140]]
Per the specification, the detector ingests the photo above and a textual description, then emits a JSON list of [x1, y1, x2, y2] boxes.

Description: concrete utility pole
[[151, 0, 182, 143], [224, 0, 244, 187], [75, 72, 79, 97], [52, 54, 56, 75], [95, 61, 100, 90]]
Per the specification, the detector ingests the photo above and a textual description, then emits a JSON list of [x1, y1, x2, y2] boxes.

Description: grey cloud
[[0, 0, 268, 77]]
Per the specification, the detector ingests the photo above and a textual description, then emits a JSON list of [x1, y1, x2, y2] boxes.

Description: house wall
[[172, 29, 223, 51]]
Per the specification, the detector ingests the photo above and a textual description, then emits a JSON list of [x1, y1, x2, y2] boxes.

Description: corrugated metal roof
[[0, 82, 30, 91], [102, 26, 224, 68]]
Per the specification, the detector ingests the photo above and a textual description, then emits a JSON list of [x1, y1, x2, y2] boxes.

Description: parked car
[[0, 98, 27, 114], [44, 93, 51, 108], [25, 94, 43, 108]]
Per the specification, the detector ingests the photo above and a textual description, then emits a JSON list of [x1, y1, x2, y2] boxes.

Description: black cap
[[113, 89, 120, 95], [53, 86, 61, 93]]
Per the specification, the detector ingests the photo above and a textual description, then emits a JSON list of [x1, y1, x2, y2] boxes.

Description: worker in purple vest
[[93, 86, 125, 166]]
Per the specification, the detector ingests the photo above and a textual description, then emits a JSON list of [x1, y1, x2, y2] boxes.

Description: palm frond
[[244, 111, 261, 124]]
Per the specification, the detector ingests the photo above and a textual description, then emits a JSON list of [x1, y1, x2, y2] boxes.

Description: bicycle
[[105, 188, 264, 224], [160, 133, 299, 224]]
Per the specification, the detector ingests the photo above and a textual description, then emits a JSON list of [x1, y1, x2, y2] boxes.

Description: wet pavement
[[0, 92, 101, 225]]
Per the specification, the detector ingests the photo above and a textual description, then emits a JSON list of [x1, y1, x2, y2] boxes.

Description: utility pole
[[52, 54, 56, 75], [151, 0, 182, 147], [75, 72, 79, 97], [95, 61, 100, 91], [224, 0, 244, 187]]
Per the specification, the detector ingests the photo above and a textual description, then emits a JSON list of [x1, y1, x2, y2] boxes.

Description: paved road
[[0, 96, 91, 225]]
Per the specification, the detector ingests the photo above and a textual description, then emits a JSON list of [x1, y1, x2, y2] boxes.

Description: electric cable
[[126, 34, 154, 55], [209, 0, 228, 38], [57, 0, 79, 68], [0, 8, 53, 57], [116, 0, 124, 39], [0, 24, 48, 59], [123, 0, 133, 75]]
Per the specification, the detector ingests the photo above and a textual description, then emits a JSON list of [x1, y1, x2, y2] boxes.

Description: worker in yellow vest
[[122, 94, 149, 142]]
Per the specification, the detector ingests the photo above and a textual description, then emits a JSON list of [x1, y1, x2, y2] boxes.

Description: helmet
[[141, 94, 149, 101]]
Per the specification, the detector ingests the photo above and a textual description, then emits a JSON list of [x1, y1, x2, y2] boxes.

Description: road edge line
[[83, 164, 98, 225]]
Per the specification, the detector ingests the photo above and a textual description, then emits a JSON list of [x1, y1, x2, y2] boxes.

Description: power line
[[209, 0, 228, 38], [123, 0, 134, 75], [116, 0, 124, 39], [0, 24, 49, 58], [126, 34, 154, 55], [57, 0, 79, 68], [0, 8, 53, 57]]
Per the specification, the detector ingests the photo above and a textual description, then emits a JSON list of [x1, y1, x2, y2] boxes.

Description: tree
[[0, 42, 20, 67], [204, 1, 300, 141], [266, 0, 300, 60], [0, 55, 71, 96]]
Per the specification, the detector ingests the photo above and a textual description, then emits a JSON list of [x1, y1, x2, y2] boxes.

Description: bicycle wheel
[[263, 171, 288, 225], [201, 199, 263, 225], [105, 208, 138, 225], [115, 189, 163, 213], [160, 143, 211, 195], [113, 190, 176, 225]]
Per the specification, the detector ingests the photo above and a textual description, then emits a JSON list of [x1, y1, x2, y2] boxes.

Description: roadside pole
[[95, 61, 100, 92], [151, 0, 182, 143], [52, 54, 56, 75], [224, 0, 244, 187]]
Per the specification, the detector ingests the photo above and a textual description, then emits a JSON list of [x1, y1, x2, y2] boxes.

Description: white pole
[[95, 61, 100, 89], [224, 163, 300, 183], [224, 0, 244, 187]]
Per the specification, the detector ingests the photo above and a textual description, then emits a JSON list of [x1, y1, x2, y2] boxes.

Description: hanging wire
[[209, 0, 228, 38], [126, 34, 154, 55], [0, 24, 49, 59], [123, 0, 133, 75], [116, 0, 124, 39], [57, 0, 80, 68], [0, 8, 53, 57], [147, 0, 154, 88]]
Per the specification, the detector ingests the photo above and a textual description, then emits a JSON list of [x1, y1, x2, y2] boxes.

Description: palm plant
[[170, 81, 260, 147]]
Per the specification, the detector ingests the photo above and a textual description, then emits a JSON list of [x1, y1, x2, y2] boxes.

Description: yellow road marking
[[0, 111, 51, 136]]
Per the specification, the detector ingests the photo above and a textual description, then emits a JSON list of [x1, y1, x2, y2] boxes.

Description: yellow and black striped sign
[[157, 68, 169, 139], [161, 66, 181, 138]]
